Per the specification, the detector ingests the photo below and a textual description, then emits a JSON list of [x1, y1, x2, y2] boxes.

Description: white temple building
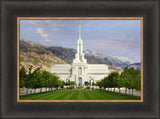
[[51, 25, 109, 87]]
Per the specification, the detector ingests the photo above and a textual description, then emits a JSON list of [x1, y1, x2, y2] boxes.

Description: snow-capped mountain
[[84, 49, 136, 67]]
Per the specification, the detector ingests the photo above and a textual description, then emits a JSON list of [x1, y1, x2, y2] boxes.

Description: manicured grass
[[20, 89, 141, 100]]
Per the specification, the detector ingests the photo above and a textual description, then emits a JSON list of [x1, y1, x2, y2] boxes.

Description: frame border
[[1, 0, 159, 119]]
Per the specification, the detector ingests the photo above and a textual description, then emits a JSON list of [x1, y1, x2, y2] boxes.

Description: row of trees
[[20, 65, 65, 95], [20, 66, 141, 95], [96, 68, 141, 95]]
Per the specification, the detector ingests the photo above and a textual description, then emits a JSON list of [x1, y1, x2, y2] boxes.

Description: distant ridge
[[84, 49, 137, 68], [19, 39, 111, 71]]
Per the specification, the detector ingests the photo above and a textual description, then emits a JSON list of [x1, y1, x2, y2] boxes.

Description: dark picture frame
[[0, 0, 159, 119]]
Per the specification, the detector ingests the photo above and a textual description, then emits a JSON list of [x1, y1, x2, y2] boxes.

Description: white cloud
[[55, 28, 59, 31], [60, 41, 66, 44], [36, 28, 49, 41], [39, 40, 43, 43], [45, 20, 64, 26], [25, 27, 34, 31], [36, 28, 54, 43], [25, 20, 64, 27], [25, 20, 40, 25]]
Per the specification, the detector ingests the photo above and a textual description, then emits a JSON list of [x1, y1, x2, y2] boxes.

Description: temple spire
[[79, 25, 81, 40], [73, 25, 87, 63]]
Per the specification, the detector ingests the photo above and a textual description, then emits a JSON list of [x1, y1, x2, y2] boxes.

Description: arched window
[[78, 67, 82, 75]]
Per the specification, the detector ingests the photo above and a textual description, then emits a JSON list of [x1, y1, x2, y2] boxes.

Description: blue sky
[[20, 19, 141, 62]]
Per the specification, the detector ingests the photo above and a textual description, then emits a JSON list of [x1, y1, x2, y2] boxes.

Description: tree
[[50, 73, 59, 89], [65, 81, 75, 89], [107, 72, 119, 92], [128, 68, 141, 95], [85, 82, 91, 86], [19, 66, 27, 88], [121, 68, 141, 95], [96, 81, 103, 89], [101, 78, 106, 89], [20, 65, 65, 95], [96, 72, 119, 92], [31, 71, 42, 93], [25, 65, 41, 95], [69, 81, 75, 86], [135, 74, 141, 91], [39, 76, 45, 93], [117, 75, 123, 93], [60, 81, 65, 89], [41, 70, 51, 91], [102, 77, 110, 90], [92, 82, 96, 86], [121, 68, 129, 95]]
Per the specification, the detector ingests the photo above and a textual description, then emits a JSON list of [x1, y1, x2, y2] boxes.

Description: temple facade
[[51, 25, 109, 87]]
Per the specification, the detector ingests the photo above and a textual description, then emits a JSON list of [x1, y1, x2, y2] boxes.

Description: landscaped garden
[[19, 65, 141, 100]]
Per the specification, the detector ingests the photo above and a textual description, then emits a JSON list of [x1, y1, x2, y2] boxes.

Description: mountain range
[[19, 39, 140, 72], [84, 49, 136, 67]]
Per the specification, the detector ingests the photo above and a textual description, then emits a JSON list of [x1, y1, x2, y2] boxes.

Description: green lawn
[[20, 89, 141, 100]]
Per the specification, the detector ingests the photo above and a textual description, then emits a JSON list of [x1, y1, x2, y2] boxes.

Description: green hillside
[[20, 39, 67, 71]]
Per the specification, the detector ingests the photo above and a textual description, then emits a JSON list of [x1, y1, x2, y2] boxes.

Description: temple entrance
[[77, 77, 82, 87]]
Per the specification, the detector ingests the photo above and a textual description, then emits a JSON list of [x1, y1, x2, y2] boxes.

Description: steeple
[[73, 25, 87, 63]]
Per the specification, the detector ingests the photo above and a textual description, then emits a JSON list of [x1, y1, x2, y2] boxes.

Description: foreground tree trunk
[[30, 88, 32, 94], [125, 88, 127, 95], [119, 88, 120, 93], [132, 88, 133, 95], [26, 88, 28, 95], [40, 88, 42, 93], [114, 88, 115, 92]]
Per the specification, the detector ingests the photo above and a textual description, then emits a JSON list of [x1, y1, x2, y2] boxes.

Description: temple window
[[78, 67, 82, 75]]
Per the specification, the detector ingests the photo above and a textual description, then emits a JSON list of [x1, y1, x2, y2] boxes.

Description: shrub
[[69, 86, 74, 90], [85, 86, 90, 90], [77, 86, 83, 90]]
